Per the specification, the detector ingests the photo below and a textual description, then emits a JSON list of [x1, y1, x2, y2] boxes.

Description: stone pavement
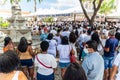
[[55, 63, 62, 80]]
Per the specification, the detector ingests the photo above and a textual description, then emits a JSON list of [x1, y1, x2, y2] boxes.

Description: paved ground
[[55, 64, 62, 80]]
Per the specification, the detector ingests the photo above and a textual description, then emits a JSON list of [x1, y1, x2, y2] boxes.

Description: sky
[[0, 0, 80, 12]]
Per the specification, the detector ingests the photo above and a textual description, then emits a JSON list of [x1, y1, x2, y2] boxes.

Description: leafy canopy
[[99, 0, 116, 15]]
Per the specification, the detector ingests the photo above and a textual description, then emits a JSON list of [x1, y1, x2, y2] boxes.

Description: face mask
[[83, 48, 89, 54]]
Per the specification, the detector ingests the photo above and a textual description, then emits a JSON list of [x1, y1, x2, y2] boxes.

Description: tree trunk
[[34, 0, 37, 21], [34, 0, 36, 12], [88, 20, 94, 29], [79, 0, 103, 27], [79, 0, 90, 22], [74, 13, 76, 22]]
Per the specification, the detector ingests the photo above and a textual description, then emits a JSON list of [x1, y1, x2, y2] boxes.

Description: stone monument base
[[0, 29, 32, 44]]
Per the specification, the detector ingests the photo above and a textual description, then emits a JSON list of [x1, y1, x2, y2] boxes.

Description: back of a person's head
[[86, 40, 98, 51], [83, 29, 86, 33], [87, 29, 91, 35], [109, 29, 116, 36], [18, 37, 28, 52], [63, 62, 87, 80], [40, 41, 49, 52], [4, 37, 11, 46], [57, 29, 61, 33], [0, 50, 20, 73], [66, 27, 69, 31], [47, 33, 53, 40], [69, 32, 77, 43], [41, 24, 45, 28], [115, 32, 120, 41], [91, 32, 100, 44], [61, 36, 69, 45]]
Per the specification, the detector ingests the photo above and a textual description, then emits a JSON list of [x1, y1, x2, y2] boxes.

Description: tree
[[43, 17, 54, 24], [79, 0, 104, 27], [0, 17, 10, 28], [10, 0, 21, 3], [1, 0, 21, 4], [99, 0, 116, 15], [27, 0, 42, 12]]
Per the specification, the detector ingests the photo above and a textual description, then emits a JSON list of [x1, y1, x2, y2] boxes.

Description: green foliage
[[43, 17, 54, 23], [0, 22, 10, 28], [81, 0, 116, 15], [10, 0, 21, 3], [0, 17, 10, 28], [99, 0, 116, 15]]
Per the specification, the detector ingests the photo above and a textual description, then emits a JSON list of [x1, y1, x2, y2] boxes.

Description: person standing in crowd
[[82, 40, 104, 80], [115, 32, 120, 53], [32, 25, 36, 36], [60, 27, 70, 38], [100, 30, 107, 48], [17, 37, 34, 80], [110, 52, 120, 80], [46, 33, 57, 57], [40, 27, 48, 41], [75, 27, 79, 38], [57, 36, 72, 78], [54, 29, 62, 45], [81, 29, 91, 60], [34, 41, 57, 80], [69, 32, 77, 58], [85, 29, 91, 42], [104, 30, 119, 80], [63, 62, 87, 80], [40, 25, 45, 35], [0, 50, 27, 80], [50, 27, 57, 36], [91, 32, 104, 55], [3, 37, 14, 52], [77, 29, 88, 61]]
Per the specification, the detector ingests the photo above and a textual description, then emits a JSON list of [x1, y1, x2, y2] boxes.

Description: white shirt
[[100, 38, 106, 47], [102, 29, 108, 37], [57, 45, 72, 63], [46, 39, 57, 57], [41, 29, 44, 34], [77, 33, 88, 48], [61, 31, 70, 38], [54, 36, 61, 45], [113, 53, 120, 80], [50, 30, 57, 36], [35, 25, 39, 31], [78, 27, 83, 35], [34, 54, 57, 75], [84, 35, 91, 43], [97, 43, 103, 51], [69, 25, 73, 32]]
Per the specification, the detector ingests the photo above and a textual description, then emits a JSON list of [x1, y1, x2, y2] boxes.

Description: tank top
[[12, 71, 19, 80], [3, 47, 9, 52], [19, 51, 32, 59], [3, 43, 14, 52]]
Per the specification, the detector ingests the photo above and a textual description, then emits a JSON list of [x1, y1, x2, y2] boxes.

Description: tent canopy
[[28, 6, 93, 16], [106, 12, 120, 19]]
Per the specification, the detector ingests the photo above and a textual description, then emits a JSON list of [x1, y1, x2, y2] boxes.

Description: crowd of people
[[0, 21, 120, 80]]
